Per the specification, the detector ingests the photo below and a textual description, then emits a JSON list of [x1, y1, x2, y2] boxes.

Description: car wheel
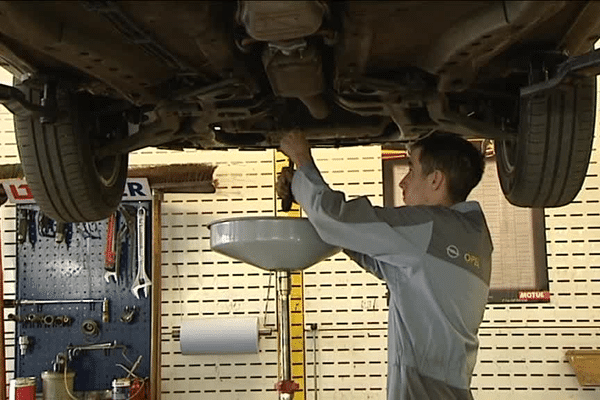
[[14, 82, 129, 222], [495, 76, 596, 208]]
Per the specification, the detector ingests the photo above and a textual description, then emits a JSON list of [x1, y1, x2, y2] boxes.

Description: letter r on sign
[[127, 181, 146, 197]]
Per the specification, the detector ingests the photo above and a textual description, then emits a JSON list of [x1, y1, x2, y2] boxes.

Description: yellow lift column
[[274, 151, 306, 400]]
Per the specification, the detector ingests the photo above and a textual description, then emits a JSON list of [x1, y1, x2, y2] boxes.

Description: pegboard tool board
[[14, 201, 152, 392]]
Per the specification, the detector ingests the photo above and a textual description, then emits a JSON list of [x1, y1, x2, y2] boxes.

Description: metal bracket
[[426, 96, 517, 140], [521, 48, 600, 97], [0, 84, 56, 119]]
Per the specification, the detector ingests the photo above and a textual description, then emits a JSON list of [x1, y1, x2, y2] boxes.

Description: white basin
[[208, 217, 341, 271]]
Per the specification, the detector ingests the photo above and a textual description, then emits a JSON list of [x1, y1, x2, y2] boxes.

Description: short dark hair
[[411, 132, 484, 203]]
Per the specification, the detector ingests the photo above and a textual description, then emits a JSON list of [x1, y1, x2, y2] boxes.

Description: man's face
[[399, 147, 432, 206]]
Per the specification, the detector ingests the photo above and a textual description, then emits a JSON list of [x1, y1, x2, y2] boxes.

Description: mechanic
[[277, 131, 492, 400]]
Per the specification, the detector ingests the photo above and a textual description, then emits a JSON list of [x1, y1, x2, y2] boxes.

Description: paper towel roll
[[180, 317, 259, 355]]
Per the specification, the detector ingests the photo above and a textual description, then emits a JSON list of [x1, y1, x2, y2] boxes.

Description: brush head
[[128, 163, 216, 192]]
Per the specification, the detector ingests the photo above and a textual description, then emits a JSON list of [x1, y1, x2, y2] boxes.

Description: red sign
[[517, 291, 551, 301], [2, 179, 35, 203]]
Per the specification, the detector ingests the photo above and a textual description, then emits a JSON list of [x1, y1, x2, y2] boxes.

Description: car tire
[[495, 76, 596, 208], [14, 82, 129, 222]]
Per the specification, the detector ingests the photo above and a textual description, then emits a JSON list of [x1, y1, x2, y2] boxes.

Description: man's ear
[[428, 169, 446, 191]]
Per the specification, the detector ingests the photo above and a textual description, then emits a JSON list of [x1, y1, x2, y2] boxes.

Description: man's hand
[[276, 166, 295, 206], [279, 131, 313, 168], [277, 131, 313, 208]]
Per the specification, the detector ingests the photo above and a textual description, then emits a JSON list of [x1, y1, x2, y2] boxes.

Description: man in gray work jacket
[[277, 131, 493, 400]]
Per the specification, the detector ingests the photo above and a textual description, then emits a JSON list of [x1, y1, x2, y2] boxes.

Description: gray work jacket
[[292, 162, 493, 400]]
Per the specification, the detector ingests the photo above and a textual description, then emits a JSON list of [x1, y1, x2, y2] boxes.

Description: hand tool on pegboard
[[27, 209, 37, 247], [38, 212, 55, 238], [104, 212, 118, 283], [17, 208, 27, 244], [7, 298, 106, 307], [102, 298, 110, 323], [118, 204, 137, 283], [55, 221, 65, 243], [53, 220, 73, 247], [114, 220, 127, 281], [9, 298, 108, 328], [132, 207, 151, 299], [119, 306, 137, 324], [66, 340, 126, 360], [8, 313, 73, 327], [77, 221, 101, 270]]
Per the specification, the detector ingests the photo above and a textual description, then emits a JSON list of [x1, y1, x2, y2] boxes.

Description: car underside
[[0, 1, 599, 221]]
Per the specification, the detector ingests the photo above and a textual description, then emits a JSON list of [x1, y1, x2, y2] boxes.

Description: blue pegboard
[[15, 202, 152, 392]]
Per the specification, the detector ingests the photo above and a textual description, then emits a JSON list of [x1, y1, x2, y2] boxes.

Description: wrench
[[113, 223, 127, 280], [105, 215, 128, 283], [67, 340, 123, 360], [132, 207, 151, 299], [104, 212, 118, 283], [118, 205, 136, 280]]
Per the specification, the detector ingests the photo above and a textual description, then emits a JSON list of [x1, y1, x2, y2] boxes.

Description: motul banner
[[517, 291, 551, 301]]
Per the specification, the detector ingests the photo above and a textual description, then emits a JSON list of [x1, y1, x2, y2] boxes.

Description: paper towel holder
[[172, 327, 273, 340]]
